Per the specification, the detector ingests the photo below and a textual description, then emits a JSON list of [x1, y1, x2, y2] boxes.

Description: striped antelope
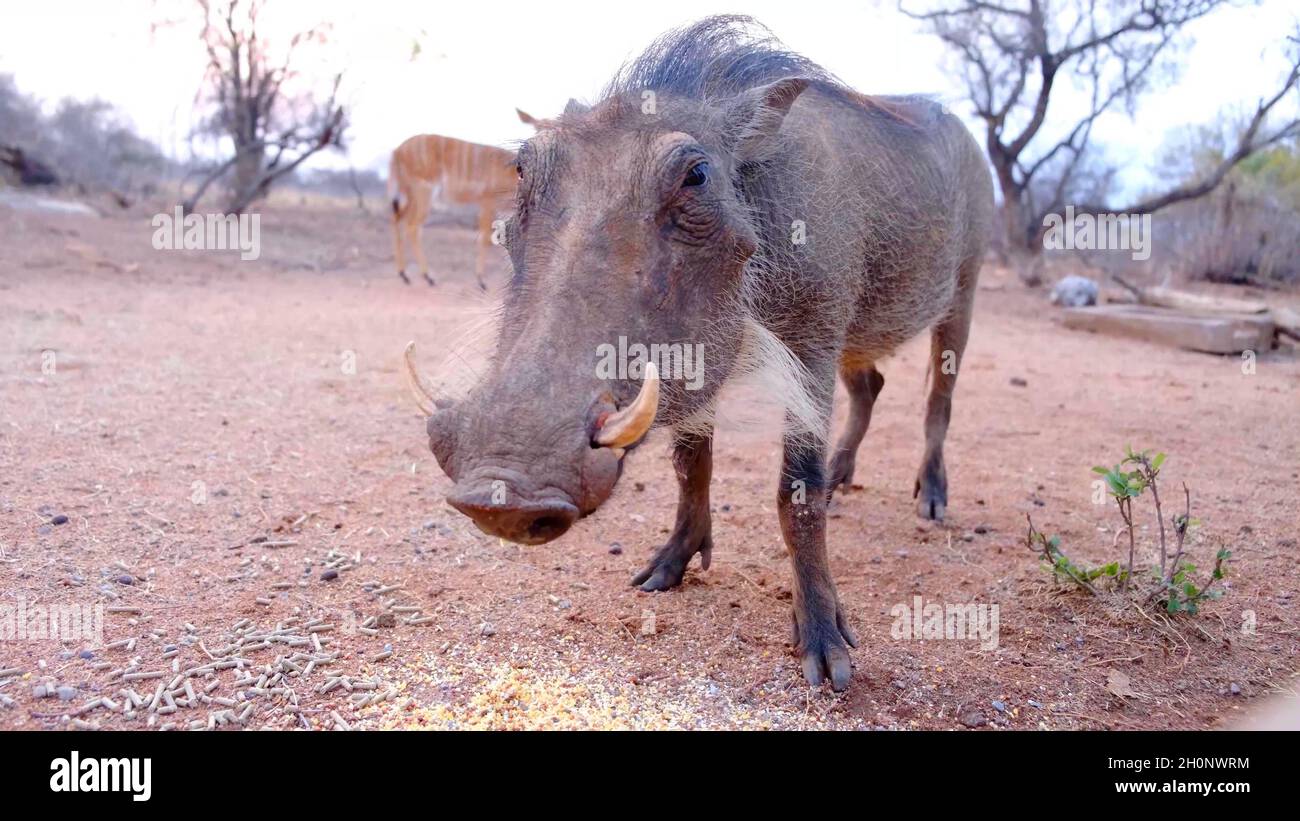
[[388, 134, 517, 288]]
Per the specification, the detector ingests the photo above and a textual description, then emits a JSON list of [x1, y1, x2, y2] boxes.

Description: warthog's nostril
[[446, 487, 579, 546], [527, 515, 570, 542]]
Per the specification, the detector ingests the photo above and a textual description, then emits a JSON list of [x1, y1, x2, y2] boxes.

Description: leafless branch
[[902, 0, 1297, 256], [185, 0, 347, 213]]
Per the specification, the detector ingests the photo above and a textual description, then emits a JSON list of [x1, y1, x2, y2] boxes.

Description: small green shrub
[[1028, 447, 1231, 617]]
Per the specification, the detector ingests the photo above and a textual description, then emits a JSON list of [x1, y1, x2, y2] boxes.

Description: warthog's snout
[[405, 343, 658, 545], [446, 484, 580, 544], [438, 437, 623, 544]]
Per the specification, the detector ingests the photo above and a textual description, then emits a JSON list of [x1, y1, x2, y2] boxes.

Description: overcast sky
[[1, 0, 1297, 197]]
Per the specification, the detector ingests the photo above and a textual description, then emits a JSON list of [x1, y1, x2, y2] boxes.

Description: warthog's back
[[746, 85, 994, 362], [392, 134, 516, 205]]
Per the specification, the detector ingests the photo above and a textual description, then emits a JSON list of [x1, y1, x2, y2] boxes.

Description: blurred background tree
[[182, 0, 348, 213], [0, 74, 170, 201], [1152, 119, 1300, 284], [902, 0, 1300, 283]]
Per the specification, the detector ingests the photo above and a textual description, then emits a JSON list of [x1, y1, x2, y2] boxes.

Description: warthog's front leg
[[632, 426, 713, 591], [780, 425, 857, 691]]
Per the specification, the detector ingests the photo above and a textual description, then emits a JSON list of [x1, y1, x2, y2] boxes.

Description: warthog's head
[[405, 78, 810, 545]]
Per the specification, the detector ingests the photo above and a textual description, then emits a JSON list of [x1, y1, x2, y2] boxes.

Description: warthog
[[405, 16, 993, 690]]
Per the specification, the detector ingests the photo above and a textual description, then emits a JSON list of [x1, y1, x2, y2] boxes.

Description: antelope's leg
[[393, 197, 409, 285], [409, 187, 434, 286]]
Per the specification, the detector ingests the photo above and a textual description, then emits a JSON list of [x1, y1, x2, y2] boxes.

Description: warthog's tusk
[[403, 341, 438, 417], [595, 362, 659, 448]]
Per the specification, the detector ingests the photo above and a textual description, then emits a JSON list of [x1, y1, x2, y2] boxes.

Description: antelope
[[388, 134, 517, 289]]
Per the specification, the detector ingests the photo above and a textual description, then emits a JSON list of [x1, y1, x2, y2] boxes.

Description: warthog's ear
[[562, 98, 590, 117], [724, 78, 809, 163], [518, 100, 588, 129]]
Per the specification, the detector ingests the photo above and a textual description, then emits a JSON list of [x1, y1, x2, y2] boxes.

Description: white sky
[[1, 0, 1296, 196]]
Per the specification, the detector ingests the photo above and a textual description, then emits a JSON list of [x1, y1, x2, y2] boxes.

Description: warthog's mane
[[598, 15, 917, 126], [600, 15, 834, 103]]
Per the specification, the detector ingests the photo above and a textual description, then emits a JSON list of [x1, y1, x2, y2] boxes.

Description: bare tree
[[184, 0, 347, 213], [902, 1, 1300, 267], [1153, 119, 1300, 283]]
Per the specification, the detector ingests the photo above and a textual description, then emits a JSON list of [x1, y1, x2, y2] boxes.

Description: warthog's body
[[408, 17, 993, 691], [755, 93, 988, 369]]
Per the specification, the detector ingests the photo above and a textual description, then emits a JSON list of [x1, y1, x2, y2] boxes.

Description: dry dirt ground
[[1, 197, 1298, 730]]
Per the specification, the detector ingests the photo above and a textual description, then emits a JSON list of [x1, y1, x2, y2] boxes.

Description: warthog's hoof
[[398, 270, 411, 285], [631, 532, 712, 592], [914, 467, 948, 522], [423, 272, 436, 286], [792, 604, 857, 691], [826, 449, 856, 499]]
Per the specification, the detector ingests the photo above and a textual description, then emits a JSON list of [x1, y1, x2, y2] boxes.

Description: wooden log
[[1062, 305, 1275, 354], [0, 144, 59, 186], [1100, 287, 1137, 305], [1138, 286, 1269, 315], [1272, 306, 1300, 342], [1109, 275, 1268, 314]]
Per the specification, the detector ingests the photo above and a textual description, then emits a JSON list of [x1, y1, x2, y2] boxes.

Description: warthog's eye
[[682, 161, 709, 188], [515, 163, 524, 180]]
